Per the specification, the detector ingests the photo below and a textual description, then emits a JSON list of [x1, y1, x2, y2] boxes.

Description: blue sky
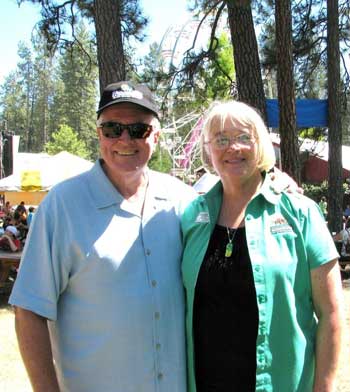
[[0, 0, 192, 83]]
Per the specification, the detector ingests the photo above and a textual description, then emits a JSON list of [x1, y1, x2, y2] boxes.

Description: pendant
[[225, 242, 233, 257]]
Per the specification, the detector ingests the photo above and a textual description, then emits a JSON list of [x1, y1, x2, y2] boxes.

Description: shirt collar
[[87, 160, 124, 209], [202, 171, 281, 207], [87, 161, 172, 209]]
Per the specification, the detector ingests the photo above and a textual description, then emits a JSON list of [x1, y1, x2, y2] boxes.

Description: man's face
[[5, 230, 15, 239], [97, 103, 160, 183]]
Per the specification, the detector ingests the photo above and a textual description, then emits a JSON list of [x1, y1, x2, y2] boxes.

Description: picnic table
[[0, 250, 22, 292]]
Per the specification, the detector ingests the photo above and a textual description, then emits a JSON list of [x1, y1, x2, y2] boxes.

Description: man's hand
[[268, 167, 303, 194]]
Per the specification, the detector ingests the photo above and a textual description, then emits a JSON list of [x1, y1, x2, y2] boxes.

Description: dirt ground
[[0, 281, 349, 392]]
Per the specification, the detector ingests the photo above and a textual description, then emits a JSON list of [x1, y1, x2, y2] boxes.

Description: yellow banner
[[21, 170, 42, 191]]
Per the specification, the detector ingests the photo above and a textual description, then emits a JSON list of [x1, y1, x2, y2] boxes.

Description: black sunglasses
[[98, 122, 153, 139]]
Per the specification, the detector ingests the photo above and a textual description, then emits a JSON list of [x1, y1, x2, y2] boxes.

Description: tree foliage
[[53, 22, 99, 158], [45, 124, 89, 158], [0, 27, 98, 160], [17, 0, 149, 89]]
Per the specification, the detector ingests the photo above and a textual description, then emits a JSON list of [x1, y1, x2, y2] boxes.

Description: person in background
[[3, 200, 12, 215], [13, 210, 28, 242], [343, 204, 350, 219], [15, 201, 27, 216], [27, 206, 35, 227], [333, 219, 350, 256], [181, 101, 343, 392], [318, 196, 328, 219], [0, 225, 22, 252]]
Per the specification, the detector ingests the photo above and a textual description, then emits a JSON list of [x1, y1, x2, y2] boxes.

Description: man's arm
[[311, 259, 343, 392], [14, 307, 60, 392], [2, 234, 20, 251]]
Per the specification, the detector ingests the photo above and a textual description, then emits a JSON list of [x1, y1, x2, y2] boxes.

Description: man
[[344, 204, 350, 219], [0, 225, 22, 251], [318, 196, 328, 219], [10, 81, 197, 392]]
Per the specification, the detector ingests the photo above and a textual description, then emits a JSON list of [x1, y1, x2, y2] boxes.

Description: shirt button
[[146, 249, 151, 256], [258, 294, 267, 303], [155, 312, 160, 320], [156, 343, 161, 350], [254, 265, 261, 272], [151, 280, 157, 287], [157, 372, 163, 380]]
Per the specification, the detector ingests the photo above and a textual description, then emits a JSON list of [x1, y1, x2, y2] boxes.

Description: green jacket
[[181, 175, 338, 392]]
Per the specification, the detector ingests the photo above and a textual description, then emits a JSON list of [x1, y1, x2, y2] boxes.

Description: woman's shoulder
[[280, 191, 320, 213]]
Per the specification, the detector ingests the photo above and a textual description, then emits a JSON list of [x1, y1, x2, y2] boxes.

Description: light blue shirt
[[10, 160, 196, 392]]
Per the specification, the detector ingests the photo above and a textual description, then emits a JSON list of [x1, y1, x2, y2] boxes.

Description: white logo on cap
[[112, 89, 143, 100]]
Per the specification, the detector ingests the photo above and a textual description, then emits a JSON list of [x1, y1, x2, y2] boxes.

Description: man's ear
[[152, 128, 161, 145]]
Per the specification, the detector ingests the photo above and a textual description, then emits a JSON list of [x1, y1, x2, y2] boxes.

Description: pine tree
[[54, 22, 99, 159], [45, 124, 90, 158]]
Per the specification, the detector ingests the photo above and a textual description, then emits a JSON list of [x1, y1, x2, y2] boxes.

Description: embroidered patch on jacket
[[269, 214, 294, 234], [195, 212, 210, 223]]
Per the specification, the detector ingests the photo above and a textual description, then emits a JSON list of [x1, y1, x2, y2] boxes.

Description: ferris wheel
[[160, 111, 202, 179], [157, 15, 228, 179], [158, 17, 215, 71], [157, 18, 209, 178]]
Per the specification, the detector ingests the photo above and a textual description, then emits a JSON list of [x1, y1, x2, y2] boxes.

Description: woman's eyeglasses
[[206, 133, 254, 149], [97, 122, 153, 139]]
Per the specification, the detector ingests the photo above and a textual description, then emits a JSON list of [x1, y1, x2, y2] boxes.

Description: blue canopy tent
[[266, 99, 328, 128]]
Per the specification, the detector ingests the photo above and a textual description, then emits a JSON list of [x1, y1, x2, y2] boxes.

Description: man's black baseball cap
[[97, 81, 160, 118]]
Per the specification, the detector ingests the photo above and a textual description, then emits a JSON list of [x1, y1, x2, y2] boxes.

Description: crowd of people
[[7, 81, 344, 392], [0, 200, 35, 252]]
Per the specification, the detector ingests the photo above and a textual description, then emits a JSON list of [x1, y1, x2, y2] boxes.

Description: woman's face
[[205, 118, 259, 183]]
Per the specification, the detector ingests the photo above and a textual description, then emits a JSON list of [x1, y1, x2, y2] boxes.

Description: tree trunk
[[94, 0, 126, 93], [24, 62, 31, 151], [225, 0, 266, 120], [327, 0, 343, 232], [275, 0, 300, 183]]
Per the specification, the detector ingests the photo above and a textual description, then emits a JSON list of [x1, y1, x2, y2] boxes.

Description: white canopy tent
[[0, 151, 93, 206]]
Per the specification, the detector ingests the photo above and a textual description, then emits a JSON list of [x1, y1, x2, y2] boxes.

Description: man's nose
[[118, 128, 131, 141]]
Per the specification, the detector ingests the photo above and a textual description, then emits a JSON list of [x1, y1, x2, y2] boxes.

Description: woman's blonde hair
[[200, 101, 276, 172]]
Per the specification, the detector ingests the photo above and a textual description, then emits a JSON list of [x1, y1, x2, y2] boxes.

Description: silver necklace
[[225, 227, 238, 257]]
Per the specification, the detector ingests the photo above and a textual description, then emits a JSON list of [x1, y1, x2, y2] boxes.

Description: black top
[[193, 225, 259, 392]]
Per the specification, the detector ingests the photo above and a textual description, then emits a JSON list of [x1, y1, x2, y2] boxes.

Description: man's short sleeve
[[9, 194, 67, 320]]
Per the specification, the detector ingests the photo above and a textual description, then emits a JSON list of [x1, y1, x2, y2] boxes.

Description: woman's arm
[[311, 259, 344, 392]]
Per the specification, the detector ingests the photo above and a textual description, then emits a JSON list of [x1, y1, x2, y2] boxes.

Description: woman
[[181, 101, 343, 392]]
